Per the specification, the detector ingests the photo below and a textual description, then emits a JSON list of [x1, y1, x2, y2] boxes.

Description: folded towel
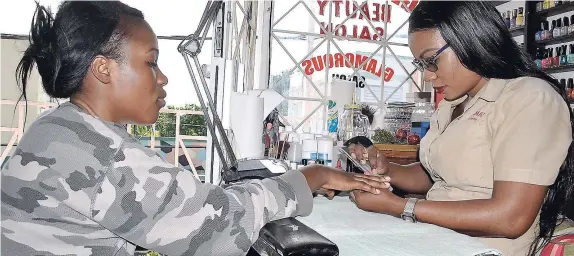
[[297, 196, 502, 256]]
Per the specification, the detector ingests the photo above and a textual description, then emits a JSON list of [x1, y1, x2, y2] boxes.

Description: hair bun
[[28, 2, 67, 97]]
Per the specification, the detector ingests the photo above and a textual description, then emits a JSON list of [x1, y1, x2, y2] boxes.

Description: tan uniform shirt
[[419, 77, 572, 255]]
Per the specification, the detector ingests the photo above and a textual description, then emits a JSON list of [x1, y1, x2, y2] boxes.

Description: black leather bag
[[250, 218, 339, 256]]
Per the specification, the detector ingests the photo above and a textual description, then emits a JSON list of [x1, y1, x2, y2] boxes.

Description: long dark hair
[[17, 1, 144, 101], [409, 2, 574, 255]]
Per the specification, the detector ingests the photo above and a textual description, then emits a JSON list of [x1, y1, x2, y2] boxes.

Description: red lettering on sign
[[301, 53, 395, 82]]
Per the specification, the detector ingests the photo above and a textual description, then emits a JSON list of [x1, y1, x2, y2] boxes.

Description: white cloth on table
[[297, 196, 503, 256]]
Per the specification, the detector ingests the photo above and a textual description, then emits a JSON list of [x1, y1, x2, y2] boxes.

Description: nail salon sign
[[316, 0, 419, 40], [302, 52, 395, 82]]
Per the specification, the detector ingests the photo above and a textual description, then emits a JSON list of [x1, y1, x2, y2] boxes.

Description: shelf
[[543, 65, 574, 73], [537, 3, 574, 17], [535, 33, 574, 45], [509, 26, 525, 37], [491, 1, 511, 7]]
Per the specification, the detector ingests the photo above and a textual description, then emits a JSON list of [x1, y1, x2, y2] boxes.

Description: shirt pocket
[[434, 117, 493, 188]]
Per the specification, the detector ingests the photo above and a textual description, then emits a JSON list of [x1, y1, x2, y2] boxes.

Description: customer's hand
[[322, 167, 391, 193], [348, 142, 390, 176], [350, 188, 399, 214], [301, 166, 391, 197]]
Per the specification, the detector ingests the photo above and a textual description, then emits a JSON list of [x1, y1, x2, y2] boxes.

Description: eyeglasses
[[412, 44, 450, 72]]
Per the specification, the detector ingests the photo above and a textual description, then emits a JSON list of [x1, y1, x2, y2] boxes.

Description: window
[[269, 0, 422, 132], [0, 0, 212, 107]]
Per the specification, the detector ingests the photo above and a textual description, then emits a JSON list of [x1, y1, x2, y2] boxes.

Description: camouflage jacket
[[1, 102, 313, 256]]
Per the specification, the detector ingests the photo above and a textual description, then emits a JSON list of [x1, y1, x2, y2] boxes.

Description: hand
[[349, 143, 390, 176], [350, 188, 401, 215], [315, 188, 336, 199], [301, 166, 391, 197], [322, 167, 392, 194]]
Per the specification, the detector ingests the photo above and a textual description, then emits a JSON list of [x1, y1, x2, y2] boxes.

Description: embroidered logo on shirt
[[468, 111, 485, 121]]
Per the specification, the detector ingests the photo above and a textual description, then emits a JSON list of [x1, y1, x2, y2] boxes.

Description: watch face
[[401, 214, 416, 223]]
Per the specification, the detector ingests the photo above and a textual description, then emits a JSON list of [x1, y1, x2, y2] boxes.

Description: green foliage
[[372, 128, 396, 144], [372, 128, 407, 145], [133, 125, 153, 137], [132, 104, 207, 137]]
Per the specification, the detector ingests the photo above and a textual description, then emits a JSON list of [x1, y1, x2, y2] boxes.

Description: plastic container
[[301, 139, 318, 165], [337, 104, 370, 142], [410, 92, 435, 138], [317, 131, 334, 167]]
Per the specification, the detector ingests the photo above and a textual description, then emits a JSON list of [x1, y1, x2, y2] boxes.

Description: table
[[293, 196, 502, 256]]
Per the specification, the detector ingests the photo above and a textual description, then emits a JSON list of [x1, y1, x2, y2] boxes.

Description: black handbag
[[249, 218, 339, 256]]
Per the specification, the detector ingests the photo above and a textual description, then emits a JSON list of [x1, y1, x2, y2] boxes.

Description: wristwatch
[[400, 198, 420, 223]]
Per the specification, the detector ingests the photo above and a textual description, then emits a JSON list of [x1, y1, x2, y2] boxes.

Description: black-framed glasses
[[412, 44, 450, 72]]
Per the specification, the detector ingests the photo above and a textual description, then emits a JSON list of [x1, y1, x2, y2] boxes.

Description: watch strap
[[401, 198, 420, 222]]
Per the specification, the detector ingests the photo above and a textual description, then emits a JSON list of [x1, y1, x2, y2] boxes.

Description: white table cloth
[[297, 196, 503, 256]]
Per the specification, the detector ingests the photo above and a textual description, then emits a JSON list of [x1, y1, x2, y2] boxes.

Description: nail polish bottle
[[553, 19, 562, 37], [535, 49, 543, 69], [542, 21, 549, 39], [570, 15, 574, 34], [568, 78, 574, 101], [560, 17, 570, 36], [550, 0, 556, 8], [505, 10, 511, 28], [537, 1, 543, 11], [536, 22, 543, 41], [555, 47, 561, 66], [542, 49, 549, 69], [510, 9, 517, 29], [568, 44, 574, 64], [561, 79, 568, 99], [561, 45, 569, 65], [546, 48, 554, 68], [517, 8, 524, 27], [545, 21, 552, 39]]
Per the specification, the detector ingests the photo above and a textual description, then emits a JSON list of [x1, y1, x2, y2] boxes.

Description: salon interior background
[[3, 0, 548, 182]]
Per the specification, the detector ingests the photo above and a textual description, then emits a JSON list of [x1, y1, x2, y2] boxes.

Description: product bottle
[[510, 9, 517, 28], [555, 47, 561, 66], [564, 17, 571, 35], [550, 0, 556, 8], [569, 44, 574, 64], [547, 48, 554, 68], [410, 98, 434, 139], [506, 10, 511, 28], [554, 19, 562, 38], [316, 131, 334, 167], [535, 49, 543, 68], [557, 46, 562, 67], [568, 78, 574, 101], [517, 7, 524, 27], [542, 49, 549, 69], [570, 15, 574, 34], [537, 1, 543, 11], [536, 23, 542, 41], [562, 45, 569, 65]]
